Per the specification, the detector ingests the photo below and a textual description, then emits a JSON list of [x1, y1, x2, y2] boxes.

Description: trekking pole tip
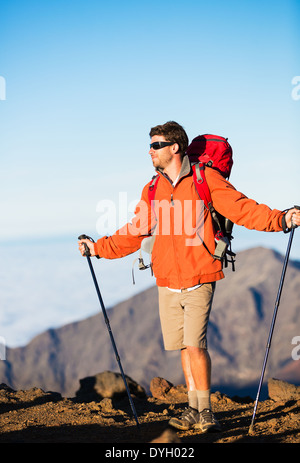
[[248, 423, 254, 435]]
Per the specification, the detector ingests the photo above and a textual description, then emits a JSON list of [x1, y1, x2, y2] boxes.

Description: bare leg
[[181, 348, 196, 390], [182, 346, 211, 390], [181, 345, 212, 412], [186, 345, 211, 390], [169, 347, 214, 430]]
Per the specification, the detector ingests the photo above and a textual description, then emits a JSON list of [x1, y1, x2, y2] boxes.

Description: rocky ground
[[0, 375, 299, 444]]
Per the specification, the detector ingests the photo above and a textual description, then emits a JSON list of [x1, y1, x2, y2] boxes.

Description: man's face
[[149, 135, 174, 170]]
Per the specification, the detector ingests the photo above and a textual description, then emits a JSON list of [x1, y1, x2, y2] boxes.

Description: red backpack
[[148, 134, 236, 270]]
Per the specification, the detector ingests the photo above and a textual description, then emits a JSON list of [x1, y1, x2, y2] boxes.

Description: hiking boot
[[194, 408, 221, 433], [168, 407, 198, 431]]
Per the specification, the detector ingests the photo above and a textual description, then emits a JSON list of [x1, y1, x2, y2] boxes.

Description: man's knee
[[186, 345, 207, 356]]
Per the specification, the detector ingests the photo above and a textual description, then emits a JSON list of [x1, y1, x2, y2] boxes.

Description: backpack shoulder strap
[[148, 174, 160, 209], [192, 162, 236, 270], [192, 162, 224, 234], [191, 161, 211, 209]]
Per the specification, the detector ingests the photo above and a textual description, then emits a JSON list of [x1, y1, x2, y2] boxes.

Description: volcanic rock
[[268, 378, 300, 402], [76, 370, 146, 401]]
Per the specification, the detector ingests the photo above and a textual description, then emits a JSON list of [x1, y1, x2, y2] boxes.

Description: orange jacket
[[95, 157, 284, 289]]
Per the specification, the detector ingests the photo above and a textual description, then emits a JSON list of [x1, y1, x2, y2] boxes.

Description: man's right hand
[[78, 239, 97, 257]]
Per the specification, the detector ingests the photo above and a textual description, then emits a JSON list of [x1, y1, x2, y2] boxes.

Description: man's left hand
[[285, 207, 300, 229]]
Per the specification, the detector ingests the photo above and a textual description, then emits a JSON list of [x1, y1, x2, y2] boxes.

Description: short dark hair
[[149, 121, 189, 157]]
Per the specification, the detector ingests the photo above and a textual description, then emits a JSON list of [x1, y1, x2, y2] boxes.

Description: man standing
[[79, 121, 300, 433]]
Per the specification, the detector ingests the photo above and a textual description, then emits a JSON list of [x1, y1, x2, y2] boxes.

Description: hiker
[[78, 121, 300, 433]]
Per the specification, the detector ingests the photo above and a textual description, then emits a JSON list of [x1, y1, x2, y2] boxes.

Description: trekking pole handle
[[78, 234, 95, 257]]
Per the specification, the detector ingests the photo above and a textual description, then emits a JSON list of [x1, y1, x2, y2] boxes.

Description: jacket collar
[[156, 155, 191, 184], [179, 154, 192, 178]]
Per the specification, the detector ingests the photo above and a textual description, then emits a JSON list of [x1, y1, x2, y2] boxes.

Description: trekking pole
[[248, 206, 299, 434], [78, 234, 140, 428]]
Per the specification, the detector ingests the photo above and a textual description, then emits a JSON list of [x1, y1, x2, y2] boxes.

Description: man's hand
[[78, 239, 97, 257], [285, 207, 300, 229]]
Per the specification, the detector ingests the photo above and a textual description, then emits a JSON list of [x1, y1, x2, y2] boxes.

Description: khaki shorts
[[158, 283, 216, 351]]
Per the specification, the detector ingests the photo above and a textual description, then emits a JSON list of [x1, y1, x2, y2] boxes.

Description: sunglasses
[[149, 141, 174, 150]]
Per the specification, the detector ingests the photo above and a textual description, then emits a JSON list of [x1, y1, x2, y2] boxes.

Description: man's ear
[[171, 143, 180, 155]]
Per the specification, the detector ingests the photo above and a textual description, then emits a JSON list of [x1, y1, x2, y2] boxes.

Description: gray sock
[[196, 389, 211, 412], [188, 390, 198, 410]]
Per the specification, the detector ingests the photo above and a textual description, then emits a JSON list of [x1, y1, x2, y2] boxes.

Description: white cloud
[[0, 239, 154, 347]]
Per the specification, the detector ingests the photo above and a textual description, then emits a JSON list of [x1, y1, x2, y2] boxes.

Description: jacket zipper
[[158, 169, 188, 288], [170, 197, 183, 288]]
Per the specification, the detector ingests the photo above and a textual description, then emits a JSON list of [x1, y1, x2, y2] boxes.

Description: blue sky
[[1, 0, 299, 243], [0, 1, 299, 346]]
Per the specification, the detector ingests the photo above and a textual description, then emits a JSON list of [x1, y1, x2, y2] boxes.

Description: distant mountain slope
[[1, 247, 299, 398]]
